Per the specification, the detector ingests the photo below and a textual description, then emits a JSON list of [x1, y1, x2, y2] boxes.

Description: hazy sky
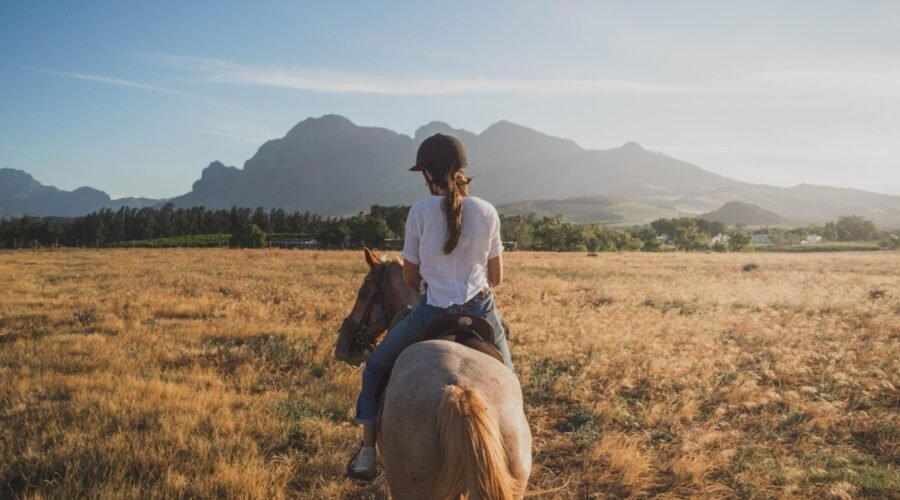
[[1, 1, 898, 198]]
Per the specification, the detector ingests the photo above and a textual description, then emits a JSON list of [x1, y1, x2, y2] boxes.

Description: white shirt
[[401, 196, 503, 307]]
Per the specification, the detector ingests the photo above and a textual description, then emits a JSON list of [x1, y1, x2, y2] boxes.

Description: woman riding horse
[[345, 133, 516, 481]]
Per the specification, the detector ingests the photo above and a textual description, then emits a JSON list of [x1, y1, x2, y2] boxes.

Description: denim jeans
[[354, 289, 513, 425]]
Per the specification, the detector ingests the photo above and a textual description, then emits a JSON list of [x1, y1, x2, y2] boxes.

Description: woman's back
[[402, 195, 503, 308]]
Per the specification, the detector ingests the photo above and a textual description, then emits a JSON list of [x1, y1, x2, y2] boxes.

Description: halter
[[341, 264, 391, 352]]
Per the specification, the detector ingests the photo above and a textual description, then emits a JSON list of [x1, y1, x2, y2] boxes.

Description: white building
[[711, 233, 731, 245], [752, 234, 771, 245], [805, 234, 823, 244]]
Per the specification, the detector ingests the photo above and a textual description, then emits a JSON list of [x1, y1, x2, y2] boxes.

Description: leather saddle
[[421, 314, 505, 364], [388, 307, 506, 365]]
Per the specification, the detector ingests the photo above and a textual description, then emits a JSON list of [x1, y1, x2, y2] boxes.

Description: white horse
[[335, 250, 532, 499]]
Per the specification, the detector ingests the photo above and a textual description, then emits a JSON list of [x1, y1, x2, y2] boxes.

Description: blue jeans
[[354, 289, 513, 425]]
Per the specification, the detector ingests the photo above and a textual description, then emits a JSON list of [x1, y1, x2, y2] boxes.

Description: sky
[[1, 0, 899, 199]]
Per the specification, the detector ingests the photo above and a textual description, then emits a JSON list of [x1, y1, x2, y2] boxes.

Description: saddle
[[388, 307, 506, 365], [421, 314, 505, 364]]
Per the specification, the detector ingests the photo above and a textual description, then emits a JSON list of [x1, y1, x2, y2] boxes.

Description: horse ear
[[364, 247, 380, 269]]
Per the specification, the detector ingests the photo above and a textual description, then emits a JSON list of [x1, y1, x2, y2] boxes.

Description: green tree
[[834, 216, 877, 241], [500, 215, 535, 249], [348, 215, 392, 247], [230, 223, 267, 248], [632, 226, 662, 252], [317, 222, 351, 247], [674, 225, 708, 251], [532, 215, 587, 251], [369, 205, 410, 237], [585, 225, 616, 252], [650, 218, 677, 239], [252, 207, 269, 232], [269, 208, 288, 233], [606, 228, 643, 251], [823, 222, 838, 241], [249, 224, 267, 247], [728, 231, 751, 252]]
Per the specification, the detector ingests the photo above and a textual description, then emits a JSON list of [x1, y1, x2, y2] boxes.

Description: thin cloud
[[145, 54, 745, 96], [147, 53, 900, 99], [21, 65, 248, 111], [24, 66, 197, 97]]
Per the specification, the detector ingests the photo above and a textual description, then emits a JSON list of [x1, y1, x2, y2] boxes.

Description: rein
[[342, 264, 391, 352]]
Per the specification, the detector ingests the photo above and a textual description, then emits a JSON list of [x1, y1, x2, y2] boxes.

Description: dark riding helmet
[[409, 133, 468, 173]]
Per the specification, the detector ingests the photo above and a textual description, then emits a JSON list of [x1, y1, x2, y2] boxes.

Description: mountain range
[[0, 168, 157, 217], [2, 114, 899, 227]]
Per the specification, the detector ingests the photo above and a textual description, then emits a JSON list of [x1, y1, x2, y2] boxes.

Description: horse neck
[[384, 261, 420, 319]]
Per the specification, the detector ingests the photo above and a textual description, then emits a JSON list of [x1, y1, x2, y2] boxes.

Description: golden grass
[[1, 249, 898, 498]]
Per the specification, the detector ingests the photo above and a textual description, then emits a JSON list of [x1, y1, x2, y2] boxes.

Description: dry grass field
[[1, 249, 898, 499]]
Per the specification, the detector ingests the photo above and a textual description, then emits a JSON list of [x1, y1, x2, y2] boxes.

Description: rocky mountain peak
[[619, 141, 645, 152], [285, 114, 356, 138]]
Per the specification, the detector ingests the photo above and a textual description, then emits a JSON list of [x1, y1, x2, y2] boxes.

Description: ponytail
[[440, 169, 471, 254]]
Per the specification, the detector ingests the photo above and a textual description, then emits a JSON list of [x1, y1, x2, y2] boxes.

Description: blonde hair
[[433, 384, 525, 499]]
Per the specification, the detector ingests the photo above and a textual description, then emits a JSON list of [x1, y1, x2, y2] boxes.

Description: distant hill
[[498, 196, 677, 224], [5, 115, 900, 227], [673, 183, 900, 227], [0, 168, 160, 217], [169, 116, 417, 214], [700, 201, 790, 226], [167, 114, 744, 214], [170, 115, 899, 227]]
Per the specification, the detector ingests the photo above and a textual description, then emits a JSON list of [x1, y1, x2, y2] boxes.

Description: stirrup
[[345, 443, 377, 481]]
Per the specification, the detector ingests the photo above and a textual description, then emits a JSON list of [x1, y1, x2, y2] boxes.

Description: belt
[[424, 286, 492, 306]]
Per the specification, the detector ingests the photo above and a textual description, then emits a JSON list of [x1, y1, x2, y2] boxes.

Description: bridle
[[341, 264, 391, 352]]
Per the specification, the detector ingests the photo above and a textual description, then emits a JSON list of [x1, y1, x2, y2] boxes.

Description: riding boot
[[346, 444, 377, 481]]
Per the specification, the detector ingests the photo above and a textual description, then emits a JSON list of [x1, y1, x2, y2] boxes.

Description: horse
[[335, 248, 532, 499]]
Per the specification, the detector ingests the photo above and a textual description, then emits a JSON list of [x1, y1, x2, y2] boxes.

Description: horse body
[[337, 250, 532, 498], [380, 341, 531, 499]]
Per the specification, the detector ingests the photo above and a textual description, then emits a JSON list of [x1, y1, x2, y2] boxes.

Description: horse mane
[[378, 255, 403, 267]]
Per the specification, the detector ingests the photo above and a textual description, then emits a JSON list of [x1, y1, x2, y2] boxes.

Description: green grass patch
[[526, 355, 580, 403], [553, 404, 603, 449], [802, 449, 900, 497], [112, 234, 230, 248], [754, 241, 882, 253]]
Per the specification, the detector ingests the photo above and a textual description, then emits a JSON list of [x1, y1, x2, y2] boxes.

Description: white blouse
[[401, 196, 503, 308]]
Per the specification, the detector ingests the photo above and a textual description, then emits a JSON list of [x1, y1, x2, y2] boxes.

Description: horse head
[[335, 248, 411, 366]]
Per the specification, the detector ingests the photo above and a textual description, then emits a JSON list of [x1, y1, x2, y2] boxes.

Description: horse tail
[[433, 384, 524, 500]]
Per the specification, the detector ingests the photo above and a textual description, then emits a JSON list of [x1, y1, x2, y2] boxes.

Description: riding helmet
[[409, 133, 468, 172]]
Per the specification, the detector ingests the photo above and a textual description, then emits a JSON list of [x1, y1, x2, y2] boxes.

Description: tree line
[[499, 214, 896, 252], [0, 204, 408, 249], [1, 203, 896, 251]]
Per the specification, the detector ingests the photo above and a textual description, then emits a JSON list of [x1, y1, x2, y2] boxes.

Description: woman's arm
[[403, 260, 422, 289], [487, 255, 503, 288]]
